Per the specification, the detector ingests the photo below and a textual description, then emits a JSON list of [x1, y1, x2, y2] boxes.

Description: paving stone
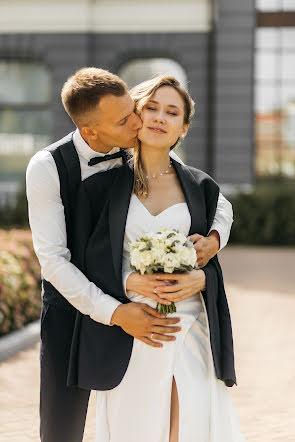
[[0, 247, 294, 441]]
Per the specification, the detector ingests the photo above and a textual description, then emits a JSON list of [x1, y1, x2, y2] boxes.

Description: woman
[[69, 75, 245, 441]]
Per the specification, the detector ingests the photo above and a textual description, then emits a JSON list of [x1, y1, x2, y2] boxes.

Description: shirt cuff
[[123, 271, 133, 295], [208, 222, 227, 251], [90, 295, 122, 326]]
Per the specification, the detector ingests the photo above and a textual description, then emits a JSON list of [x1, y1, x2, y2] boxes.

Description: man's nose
[[132, 113, 142, 130]]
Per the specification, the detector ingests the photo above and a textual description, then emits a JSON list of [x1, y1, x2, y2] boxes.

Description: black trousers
[[40, 300, 90, 442]]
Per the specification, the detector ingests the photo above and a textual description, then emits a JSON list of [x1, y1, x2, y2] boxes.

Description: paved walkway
[[0, 247, 294, 441]]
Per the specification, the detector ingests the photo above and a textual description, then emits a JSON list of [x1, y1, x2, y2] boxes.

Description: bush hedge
[[0, 182, 29, 229], [229, 181, 295, 246], [0, 230, 41, 336]]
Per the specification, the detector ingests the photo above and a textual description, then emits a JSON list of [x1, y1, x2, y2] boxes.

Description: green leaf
[[167, 232, 176, 238], [145, 266, 154, 274], [139, 240, 152, 251]]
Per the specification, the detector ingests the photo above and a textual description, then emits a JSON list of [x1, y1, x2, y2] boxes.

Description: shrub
[[0, 230, 41, 336], [0, 182, 29, 228], [229, 181, 295, 246]]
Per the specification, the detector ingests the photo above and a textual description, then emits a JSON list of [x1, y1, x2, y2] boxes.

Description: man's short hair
[[61, 67, 128, 126]]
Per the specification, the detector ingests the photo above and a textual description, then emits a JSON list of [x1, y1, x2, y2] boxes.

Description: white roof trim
[[0, 0, 212, 33]]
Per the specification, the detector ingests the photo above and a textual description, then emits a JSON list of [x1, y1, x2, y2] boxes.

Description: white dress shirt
[[26, 129, 233, 326]]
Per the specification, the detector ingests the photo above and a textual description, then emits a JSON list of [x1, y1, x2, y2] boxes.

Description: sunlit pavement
[[0, 247, 294, 441]]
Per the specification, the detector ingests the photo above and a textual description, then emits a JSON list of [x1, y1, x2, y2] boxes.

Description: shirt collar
[[72, 128, 120, 162]]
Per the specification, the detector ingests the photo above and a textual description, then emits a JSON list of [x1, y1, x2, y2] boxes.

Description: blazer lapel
[[171, 158, 207, 236], [109, 163, 134, 284]]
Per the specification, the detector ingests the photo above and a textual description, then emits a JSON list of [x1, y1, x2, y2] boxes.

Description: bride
[[69, 75, 245, 441]]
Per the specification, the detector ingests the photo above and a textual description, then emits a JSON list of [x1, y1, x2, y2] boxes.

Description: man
[[26, 67, 233, 442]]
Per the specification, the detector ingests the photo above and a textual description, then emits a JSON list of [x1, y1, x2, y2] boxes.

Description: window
[[255, 10, 295, 177], [0, 61, 52, 207], [118, 58, 187, 89]]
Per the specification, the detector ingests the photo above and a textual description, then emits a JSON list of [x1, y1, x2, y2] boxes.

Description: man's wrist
[[207, 230, 220, 255], [110, 304, 124, 326]]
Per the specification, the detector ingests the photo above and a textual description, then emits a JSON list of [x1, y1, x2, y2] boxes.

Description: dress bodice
[[122, 193, 191, 302]]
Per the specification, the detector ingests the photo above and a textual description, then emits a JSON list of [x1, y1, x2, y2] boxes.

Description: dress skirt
[[94, 291, 245, 442]]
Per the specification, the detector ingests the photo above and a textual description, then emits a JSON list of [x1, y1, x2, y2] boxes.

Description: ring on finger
[[151, 332, 154, 339], [153, 289, 157, 294]]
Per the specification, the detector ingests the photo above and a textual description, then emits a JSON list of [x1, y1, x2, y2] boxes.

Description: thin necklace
[[145, 161, 172, 179]]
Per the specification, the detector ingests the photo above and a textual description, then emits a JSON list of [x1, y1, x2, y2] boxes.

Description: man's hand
[[188, 230, 220, 268], [126, 272, 173, 306], [110, 303, 181, 348], [154, 270, 206, 302]]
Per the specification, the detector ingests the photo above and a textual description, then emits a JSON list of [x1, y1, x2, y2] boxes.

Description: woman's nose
[[153, 113, 166, 124]]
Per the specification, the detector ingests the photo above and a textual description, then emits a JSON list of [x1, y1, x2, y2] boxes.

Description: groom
[[26, 67, 233, 441]]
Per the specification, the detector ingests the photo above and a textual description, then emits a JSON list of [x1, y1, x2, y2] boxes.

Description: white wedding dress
[[95, 194, 245, 442]]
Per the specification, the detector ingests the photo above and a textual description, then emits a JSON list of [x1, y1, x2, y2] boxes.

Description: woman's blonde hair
[[129, 75, 195, 197]]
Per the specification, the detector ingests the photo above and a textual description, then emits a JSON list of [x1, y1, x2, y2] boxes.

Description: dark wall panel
[[213, 0, 255, 186]]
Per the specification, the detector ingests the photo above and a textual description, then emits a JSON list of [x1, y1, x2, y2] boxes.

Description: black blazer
[[67, 158, 236, 390]]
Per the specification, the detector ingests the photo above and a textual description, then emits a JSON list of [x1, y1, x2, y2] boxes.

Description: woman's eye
[[146, 106, 156, 111], [168, 112, 177, 116], [120, 118, 128, 126]]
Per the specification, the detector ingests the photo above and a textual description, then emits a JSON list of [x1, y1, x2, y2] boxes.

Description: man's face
[[81, 92, 142, 152]]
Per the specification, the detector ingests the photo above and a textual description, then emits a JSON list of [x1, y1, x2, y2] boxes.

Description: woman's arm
[[125, 272, 174, 305], [125, 270, 206, 304], [151, 270, 206, 303]]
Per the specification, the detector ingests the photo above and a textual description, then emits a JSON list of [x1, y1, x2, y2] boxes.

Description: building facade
[[0, 0, 256, 206]]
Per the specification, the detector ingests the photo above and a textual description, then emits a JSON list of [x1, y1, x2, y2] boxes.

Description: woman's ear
[[181, 124, 189, 139]]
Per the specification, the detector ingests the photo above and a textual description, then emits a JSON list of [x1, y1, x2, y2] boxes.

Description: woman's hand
[[126, 272, 173, 305], [153, 270, 206, 303]]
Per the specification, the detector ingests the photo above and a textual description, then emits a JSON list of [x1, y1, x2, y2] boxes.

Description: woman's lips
[[148, 127, 167, 134]]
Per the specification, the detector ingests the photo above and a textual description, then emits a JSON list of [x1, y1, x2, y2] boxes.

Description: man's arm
[[26, 150, 121, 325], [27, 150, 183, 346], [189, 192, 233, 267], [209, 192, 233, 250]]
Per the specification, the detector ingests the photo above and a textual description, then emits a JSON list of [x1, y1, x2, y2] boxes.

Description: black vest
[[42, 132, 82, 308], [42, 133, 129, 307]]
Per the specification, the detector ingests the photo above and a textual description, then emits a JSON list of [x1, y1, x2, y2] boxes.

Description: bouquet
[[130, 229, 197, 314]]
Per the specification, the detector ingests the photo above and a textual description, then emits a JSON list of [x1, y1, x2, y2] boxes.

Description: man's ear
[[81, 126, 97, 141]]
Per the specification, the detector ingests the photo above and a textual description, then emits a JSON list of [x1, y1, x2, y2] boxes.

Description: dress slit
[[171, 305, 211, 442], [169, 375, 179, 442]]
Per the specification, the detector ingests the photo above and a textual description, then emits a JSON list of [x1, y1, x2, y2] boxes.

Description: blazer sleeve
[[202, 255, 237, 387], [193, 170, 236, 386]]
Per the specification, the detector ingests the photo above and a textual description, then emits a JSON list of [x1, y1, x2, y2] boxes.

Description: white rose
[[162, 253, 181, 271], [140, 250, 154, 266], [180, 247, 197, 266]]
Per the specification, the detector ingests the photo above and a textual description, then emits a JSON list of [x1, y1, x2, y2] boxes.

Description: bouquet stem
[[156, 302, 176, 314]]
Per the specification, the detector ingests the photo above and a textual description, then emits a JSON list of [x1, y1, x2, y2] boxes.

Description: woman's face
[[138, 86, 189, 149]]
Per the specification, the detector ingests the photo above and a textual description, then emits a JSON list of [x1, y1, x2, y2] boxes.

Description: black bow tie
[[88, 150, 127, 166]]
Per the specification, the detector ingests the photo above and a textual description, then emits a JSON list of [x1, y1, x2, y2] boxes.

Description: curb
[[0, 320, 40, 362]]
